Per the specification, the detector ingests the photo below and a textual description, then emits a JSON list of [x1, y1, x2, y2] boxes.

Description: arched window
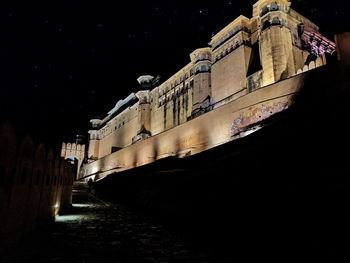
[[271, 17, 281, 25], [270, 3, 279, 11]]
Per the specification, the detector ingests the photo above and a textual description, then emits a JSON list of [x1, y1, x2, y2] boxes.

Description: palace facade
[[75, 0, 335, 180]]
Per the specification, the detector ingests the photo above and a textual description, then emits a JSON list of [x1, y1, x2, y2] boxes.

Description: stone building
[[79, 0, 336, 180]]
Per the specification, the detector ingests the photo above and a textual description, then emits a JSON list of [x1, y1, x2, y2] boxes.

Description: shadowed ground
[[1, 181, 213, 263]]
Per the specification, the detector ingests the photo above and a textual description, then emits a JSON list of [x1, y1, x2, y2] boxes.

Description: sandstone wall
[[0, 123, 75, 248], [81, 74, 305, 181]]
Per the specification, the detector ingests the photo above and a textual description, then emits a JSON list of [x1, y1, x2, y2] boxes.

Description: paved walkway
[[2, 182, 213, 263]]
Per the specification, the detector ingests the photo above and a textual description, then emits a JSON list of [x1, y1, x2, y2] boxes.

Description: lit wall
[[81, 73, 305, 181]]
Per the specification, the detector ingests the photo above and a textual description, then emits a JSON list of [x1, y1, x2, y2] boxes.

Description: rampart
[[0, 122, 75, 247]]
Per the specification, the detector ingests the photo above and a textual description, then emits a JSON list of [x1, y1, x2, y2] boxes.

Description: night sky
[[1, 0, 349, 147]]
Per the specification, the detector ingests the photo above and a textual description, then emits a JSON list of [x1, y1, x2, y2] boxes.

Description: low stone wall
[[0, 123, 75, 248]]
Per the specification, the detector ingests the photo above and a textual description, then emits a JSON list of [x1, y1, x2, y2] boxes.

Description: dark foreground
[[1, 182, 212, 263]]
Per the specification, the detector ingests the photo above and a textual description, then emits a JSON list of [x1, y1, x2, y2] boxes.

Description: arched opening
[[65, 156, 80, 180], [270, 3, 279, 11], [271, 17, 281, 26]]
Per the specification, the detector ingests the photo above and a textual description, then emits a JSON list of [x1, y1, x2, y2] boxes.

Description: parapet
[[210, 15, 250, 49]]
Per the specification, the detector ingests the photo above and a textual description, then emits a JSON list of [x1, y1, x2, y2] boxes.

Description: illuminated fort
[[65, 0, 337, 180]]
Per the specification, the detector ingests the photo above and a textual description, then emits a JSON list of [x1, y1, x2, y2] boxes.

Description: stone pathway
[[1, 182, 213, 263]]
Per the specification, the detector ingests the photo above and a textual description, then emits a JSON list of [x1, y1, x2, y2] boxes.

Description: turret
[[87, 119, 101, 161], [189, 48, 212, 117], [132, 76, 153, 143], [210, 15, 252, 107]]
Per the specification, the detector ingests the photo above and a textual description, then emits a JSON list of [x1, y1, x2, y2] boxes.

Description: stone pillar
[[133, 90, 151, 143], [190, 48, 212, 114]]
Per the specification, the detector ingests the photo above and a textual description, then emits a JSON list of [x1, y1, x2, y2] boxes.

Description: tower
[[87, 119, 101, 161], [254, 0, 296, 85], [210, 15, 252, 107], [190, 48, 212, 117], [132, 76, 153, 143]]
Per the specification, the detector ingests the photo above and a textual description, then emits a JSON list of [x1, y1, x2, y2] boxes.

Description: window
[[270, 3, 279, 11], [271, 17, 281, 25]]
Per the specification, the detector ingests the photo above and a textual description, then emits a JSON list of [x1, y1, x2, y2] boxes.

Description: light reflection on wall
[[55, 214, 86, 222], [72, 203, 93, 208], [54, 202, 60, 216]]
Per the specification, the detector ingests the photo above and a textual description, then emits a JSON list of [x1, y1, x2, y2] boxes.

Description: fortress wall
[[151, 104, 165, 135], [193, 72, 211, 108], [7, 135, 34, 244], [83, 0, 336, 181], [150, 86, 194, 136], [87, 139, 99, 160], [38, 149, 55, 219], [0, 124, 75, 248], [83, 74, 305, 181], [22, 143, 46, 234], [98, 105, 140, 158], [212, 45, 250, 104]]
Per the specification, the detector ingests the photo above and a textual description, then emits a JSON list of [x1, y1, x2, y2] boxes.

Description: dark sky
[[1, 0, 349, 147]]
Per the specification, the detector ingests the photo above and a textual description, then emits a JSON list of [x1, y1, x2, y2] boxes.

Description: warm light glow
[[78, 0, 317, 181], [54, 202, 60, 216], [232, 125, 263, 140]]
